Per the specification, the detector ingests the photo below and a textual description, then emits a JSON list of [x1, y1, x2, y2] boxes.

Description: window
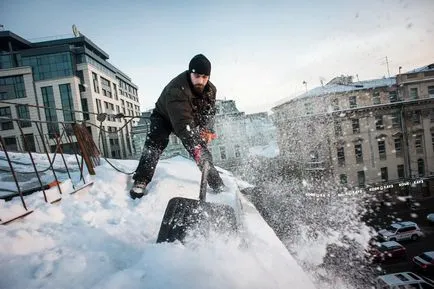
[[339, 174, 347, 184], [391, 112, 401, 128], [113, 83, 118, 100], [81, 99, 90, 120], [412, 110, 421, 125], [415, 135, 423, 154], [430, 109, 434, 123], [234, 144, 241, 158], [41, 86, 59, 137], [394, 137, 402, 157], [3, 136, 17, 151], [428, 86, 434, 98], [92, 72, 99, 93], [96, 99, 102, 113], [355, 144, 363, 163], [381, 167, 388, 182], [0, 75, 26, 99], [409, 87, 418, 99], [219, 146, 226, 160], [372, 91, 380, 105], [334, 119, 342, 136], [59, 84, 75, 122], [389, 91, 398, 102], [432, 132, 434, 152], [16, 105, 31, 128], [349, 95, 357, 108], [375, 115, 384, 130], [304, 102, 313, 115], [21, 52, 73, 81], [417, 159, 425, 176], [331, 98, 339, 110], [0, 106, 13, 130], [378, 140, 386, 160], [100, 77, 112, 98], [397, 164, 404, 179], [352, 119, 360, 134], [357, 171, 365, 187], [337, 146, 345, 165]]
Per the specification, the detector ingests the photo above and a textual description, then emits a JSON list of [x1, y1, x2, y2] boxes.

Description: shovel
[[156, 161, 237, 243]]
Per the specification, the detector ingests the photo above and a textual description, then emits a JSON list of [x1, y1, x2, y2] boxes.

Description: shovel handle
[[199, 160, 210, 201]]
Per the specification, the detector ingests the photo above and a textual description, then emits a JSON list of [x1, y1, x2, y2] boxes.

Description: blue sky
[[1, 0, 433, 113]]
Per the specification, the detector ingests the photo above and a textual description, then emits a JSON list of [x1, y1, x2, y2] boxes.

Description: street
[[365, 196, 434, 280]]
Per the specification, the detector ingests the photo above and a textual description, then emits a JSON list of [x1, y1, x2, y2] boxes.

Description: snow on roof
[[0, 152, 316, 289], [273, 77, 396, 110], [295, 77, 396, 100], [405, 63, 434, 74]]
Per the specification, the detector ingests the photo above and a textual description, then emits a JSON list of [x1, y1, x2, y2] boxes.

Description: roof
[[390, 221, 417, 228], [405, 63, 434, 74], [422, 251, 434, 258], [381, 241, 402, 248], [378, 272, 423, 284], [272, 76, 396, 110], [0, 31, 32, 51], [296, 77, 396, 99]]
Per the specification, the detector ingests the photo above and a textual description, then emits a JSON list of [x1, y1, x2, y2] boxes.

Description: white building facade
[[0, 30, 141, 158], [272, 67, 434, 198]]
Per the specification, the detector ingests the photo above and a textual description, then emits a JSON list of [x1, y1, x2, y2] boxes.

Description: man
[[130, 54, 224, 199]]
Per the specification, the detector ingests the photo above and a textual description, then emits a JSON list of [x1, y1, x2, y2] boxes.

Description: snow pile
[[0, 154, 316, 289]]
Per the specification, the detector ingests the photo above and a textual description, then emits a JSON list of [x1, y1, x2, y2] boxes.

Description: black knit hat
[[189, 54, 211, 76]]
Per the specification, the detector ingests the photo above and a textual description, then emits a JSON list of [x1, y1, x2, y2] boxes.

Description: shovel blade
[[156, 197, 237, 243]]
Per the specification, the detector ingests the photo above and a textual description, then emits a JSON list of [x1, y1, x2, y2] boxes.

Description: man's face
[[190, 72, 209, 94]]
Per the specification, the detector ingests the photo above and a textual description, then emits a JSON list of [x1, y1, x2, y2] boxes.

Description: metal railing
[[0, 100, 145, 224]]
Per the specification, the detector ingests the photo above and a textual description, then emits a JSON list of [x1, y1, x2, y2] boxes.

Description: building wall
[[272, 70, 434, 197], [0, 31, 141, 159]]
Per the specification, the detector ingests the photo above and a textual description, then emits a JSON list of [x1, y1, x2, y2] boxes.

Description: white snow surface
[[0, 154, 316, 289]]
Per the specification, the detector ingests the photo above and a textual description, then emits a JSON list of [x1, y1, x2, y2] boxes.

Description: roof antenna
[[356, 74, 360, 82], [302, 80, 307, 92]]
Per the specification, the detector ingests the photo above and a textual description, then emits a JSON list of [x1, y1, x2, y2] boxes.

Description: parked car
[[378, 221, 424, 242], [413, 251, 434, 276], [427, 213, 434, 225], [374, 271, 434, 288], [367, 241, 407, 263]]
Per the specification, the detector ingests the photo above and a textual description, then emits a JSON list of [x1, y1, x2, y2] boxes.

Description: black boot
[[130, 180, 148, 199]]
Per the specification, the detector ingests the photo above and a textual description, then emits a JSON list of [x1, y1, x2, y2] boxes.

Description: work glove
[[193, 144, 212, 166], [200, 129, 217, 144]]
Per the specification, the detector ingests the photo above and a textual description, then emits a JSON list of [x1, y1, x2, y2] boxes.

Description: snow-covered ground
[[0, 153, 318, 289]]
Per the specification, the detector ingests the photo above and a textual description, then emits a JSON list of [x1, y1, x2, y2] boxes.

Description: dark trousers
[[133, 110, 224, 190]]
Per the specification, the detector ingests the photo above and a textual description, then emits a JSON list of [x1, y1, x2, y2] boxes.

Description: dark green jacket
[[155, 70, 217, 148]]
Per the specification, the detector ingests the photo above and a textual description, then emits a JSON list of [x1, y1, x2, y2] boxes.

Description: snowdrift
[[0, 154, 316, 289]]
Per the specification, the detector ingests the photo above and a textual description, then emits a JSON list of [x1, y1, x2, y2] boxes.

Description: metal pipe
[[35, 122, 63, 195], [16, 119, 48, 203], [0, 136, 28, 210]]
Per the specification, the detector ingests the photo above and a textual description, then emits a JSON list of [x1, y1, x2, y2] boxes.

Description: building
[[211, 100, 249, 170], [131, 110, 152, 158], [0, 29, 141, 159], [245, 111, 276, 147], [272, 66, 434, 198]]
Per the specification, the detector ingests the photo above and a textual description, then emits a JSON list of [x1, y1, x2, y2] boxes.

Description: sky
[[1, 0, 433, 113], [0, 152, 328, 289]]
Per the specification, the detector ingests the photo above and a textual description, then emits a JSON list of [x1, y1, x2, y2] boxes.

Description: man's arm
[[165, 88, 203, 152]]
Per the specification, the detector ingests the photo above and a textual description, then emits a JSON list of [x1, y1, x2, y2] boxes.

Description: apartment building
[[0, 30, 141, 159], [272, 65, 434, 198], [131, 110, 152, 158]]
